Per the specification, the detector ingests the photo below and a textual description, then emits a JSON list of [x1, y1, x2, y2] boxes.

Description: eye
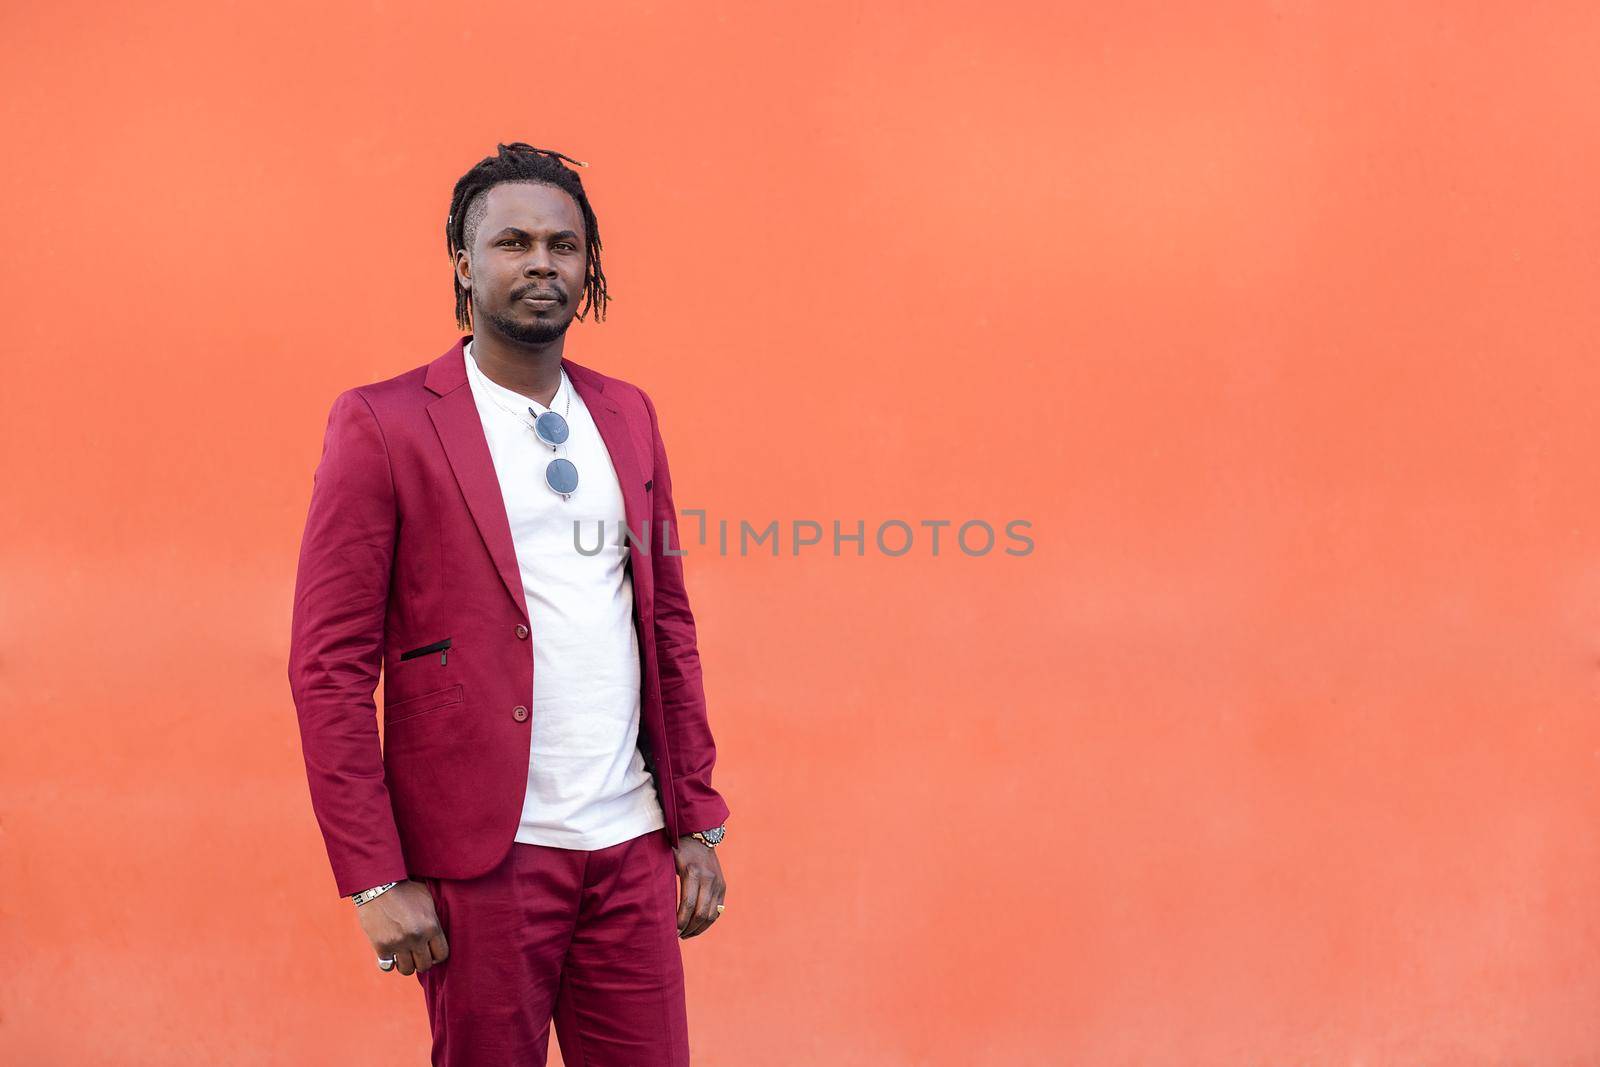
[[499, 239, 523, 248]]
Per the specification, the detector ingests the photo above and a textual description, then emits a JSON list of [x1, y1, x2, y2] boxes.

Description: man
[[287, 142, 731, 1066]]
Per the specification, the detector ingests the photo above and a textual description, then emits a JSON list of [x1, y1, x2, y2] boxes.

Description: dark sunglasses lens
[[546, 458, 579, 495], [534, 410, 570, 446]]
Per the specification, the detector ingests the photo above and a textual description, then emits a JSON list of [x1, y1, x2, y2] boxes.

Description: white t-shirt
[[464, 341, 665, 849]]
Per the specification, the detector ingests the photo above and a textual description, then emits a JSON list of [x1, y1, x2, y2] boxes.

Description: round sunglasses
[[530, 405, 578, 498]]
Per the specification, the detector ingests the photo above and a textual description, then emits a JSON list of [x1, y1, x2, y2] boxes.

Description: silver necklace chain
[[477, 363, 572, 448]]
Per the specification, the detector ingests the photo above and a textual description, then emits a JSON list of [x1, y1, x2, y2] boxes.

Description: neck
[[469, 329, 565, 407]]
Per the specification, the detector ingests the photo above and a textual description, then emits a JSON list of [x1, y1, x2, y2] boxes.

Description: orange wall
[[5, 3, 1600, 1063]]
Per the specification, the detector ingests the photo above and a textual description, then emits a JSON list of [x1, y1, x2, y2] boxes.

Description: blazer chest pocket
[[385, 683, 463, 726], [400, 637, 452, 664]]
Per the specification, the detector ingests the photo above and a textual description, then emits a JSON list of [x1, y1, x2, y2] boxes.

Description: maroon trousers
[[417, 828, 690, 1066]]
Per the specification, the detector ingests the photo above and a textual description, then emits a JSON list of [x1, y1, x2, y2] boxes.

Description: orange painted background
[[5, 2, 1600, 1063]]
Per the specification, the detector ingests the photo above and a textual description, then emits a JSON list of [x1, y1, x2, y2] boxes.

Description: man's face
[[457, 181, 588, 345]]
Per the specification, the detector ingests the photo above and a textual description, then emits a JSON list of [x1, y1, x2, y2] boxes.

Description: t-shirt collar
[[464, 338, 569, 415]]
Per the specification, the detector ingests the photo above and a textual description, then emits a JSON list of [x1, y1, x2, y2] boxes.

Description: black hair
[[445, 142, 610, 329]]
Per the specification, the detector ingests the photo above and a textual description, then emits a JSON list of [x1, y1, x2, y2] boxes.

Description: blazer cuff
[[332, 854, 411, 900], [673, 789, 731, 838]]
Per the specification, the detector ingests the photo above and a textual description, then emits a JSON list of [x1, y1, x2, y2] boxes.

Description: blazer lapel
[[425, 338, 528, 623], [564, 359, 651, 578]]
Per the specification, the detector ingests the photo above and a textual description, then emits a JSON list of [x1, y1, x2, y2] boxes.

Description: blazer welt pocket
[[399, 637, 452, 661], [385, 683, 464, 725]]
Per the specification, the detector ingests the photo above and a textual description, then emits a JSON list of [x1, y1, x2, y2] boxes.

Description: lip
[[520, 292, 562, 306]]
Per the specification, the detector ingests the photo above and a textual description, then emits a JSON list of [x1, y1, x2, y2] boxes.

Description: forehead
[[476, 181, 583, 236]]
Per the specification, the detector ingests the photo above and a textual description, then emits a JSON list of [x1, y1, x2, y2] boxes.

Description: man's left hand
[[672, 836, 726, 939]]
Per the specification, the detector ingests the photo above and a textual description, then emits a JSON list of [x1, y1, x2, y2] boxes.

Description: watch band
[[351, 881, 400, 906]]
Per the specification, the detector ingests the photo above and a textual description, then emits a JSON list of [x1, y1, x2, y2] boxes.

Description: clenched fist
[[357, 880, 449, 976]]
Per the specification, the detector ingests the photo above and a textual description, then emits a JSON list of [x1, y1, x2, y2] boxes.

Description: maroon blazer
[[287, 336, 731, 899]]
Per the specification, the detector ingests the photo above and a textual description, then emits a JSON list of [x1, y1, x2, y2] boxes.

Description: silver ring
[[377, 955, 397, 972]]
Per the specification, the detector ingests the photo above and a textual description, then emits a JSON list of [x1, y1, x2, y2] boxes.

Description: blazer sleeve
[[286, 389, 410, 899], [640, 387, 732, 837]]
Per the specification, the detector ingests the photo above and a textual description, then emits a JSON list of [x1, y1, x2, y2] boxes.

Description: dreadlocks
[[445, 143, 610, 329]]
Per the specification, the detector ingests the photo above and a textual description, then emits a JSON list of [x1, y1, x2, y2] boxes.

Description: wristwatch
[[351, 881, 400, 906], [690, 825, 727, 848]]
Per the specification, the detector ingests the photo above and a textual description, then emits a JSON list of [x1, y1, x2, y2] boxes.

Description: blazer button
[[512, 705, 529, 722], [515, 624, 529, 640]]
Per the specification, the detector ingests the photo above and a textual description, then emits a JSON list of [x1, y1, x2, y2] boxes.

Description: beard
[[475, 295, 573, 345]]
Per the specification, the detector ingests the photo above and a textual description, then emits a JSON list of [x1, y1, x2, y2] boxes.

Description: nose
[[523, 247, 557, 277]]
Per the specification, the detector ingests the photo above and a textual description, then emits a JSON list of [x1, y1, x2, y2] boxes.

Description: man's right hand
[[356, 880, 449, 976]]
